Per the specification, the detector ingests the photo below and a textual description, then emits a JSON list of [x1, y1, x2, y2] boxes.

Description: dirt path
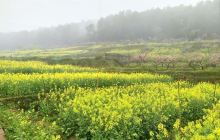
[[0, 129, 6, 140]]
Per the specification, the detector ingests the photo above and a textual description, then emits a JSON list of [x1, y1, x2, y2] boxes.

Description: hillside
[[1, 40, 220, 82], [0, 0, 219, 50]]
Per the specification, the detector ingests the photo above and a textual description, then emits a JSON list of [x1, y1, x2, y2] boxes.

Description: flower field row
[[0, 73, 171, 97], [0, 64, 219, 139], [37, 82, 220, 139], [174, 101, 220, 139], [0, 60, 98, 73], [0, 107, 61, 140]]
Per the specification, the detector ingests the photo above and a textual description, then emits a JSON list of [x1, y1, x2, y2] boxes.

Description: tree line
[[91, 0, 220, 41], [0, 0, 219, 50]]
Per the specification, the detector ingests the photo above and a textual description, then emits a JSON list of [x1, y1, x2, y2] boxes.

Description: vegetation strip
[[0, 73, 171, 97], [35, 82, 220, 139]]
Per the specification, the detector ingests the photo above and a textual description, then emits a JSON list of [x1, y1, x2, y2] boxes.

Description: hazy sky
[[0, 0, 204, 33]]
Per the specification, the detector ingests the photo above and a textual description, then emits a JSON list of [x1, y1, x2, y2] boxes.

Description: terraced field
[[0, 60, 220, 139]]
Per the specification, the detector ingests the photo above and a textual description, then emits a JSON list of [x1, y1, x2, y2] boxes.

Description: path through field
[[0, 129, 5, 140]]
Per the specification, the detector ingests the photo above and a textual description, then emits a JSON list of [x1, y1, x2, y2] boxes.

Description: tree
[[86, 24, 96, 41], [188, 54, 207, 70]]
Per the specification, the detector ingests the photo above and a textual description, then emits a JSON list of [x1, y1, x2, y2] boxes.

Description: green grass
[[0, 40, 219, 59], [0, 40, 219, 83]]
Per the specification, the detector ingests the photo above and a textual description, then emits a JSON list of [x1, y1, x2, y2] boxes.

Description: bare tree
[[188, 54, 207, 70], [152, 55, 177, 70], [130, 53, 148, 66], [207, 53, 220, 68], [163, 56, 177, 69]]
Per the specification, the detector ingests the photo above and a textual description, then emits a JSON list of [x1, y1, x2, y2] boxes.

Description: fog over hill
[[0, 0, 219, 50]]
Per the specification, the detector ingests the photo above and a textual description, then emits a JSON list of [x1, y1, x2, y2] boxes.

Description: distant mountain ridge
[[0, 0, 219, 50]]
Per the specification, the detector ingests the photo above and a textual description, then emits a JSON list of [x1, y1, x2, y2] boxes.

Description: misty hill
[[0, 21, 92, 50], [0, 0, 219, 50], [93, 0, 220, 41]]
